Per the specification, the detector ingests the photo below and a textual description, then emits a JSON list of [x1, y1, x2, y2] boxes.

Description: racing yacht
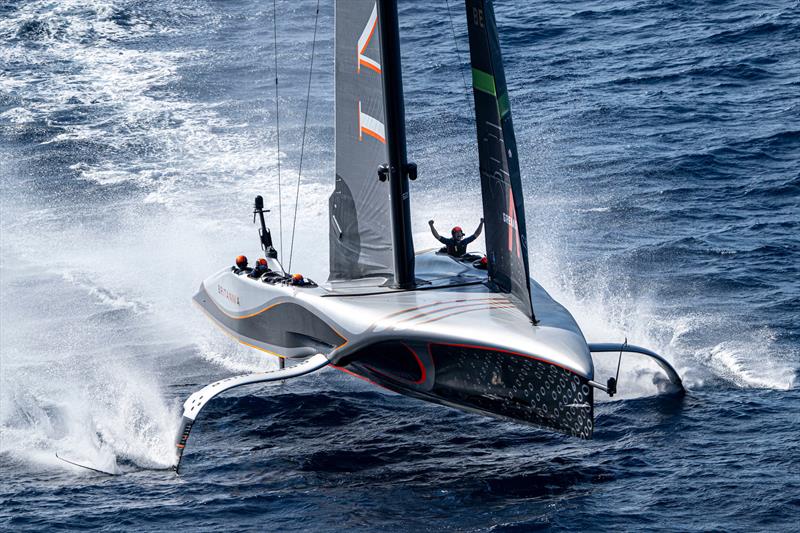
[[175, 0, 683, 471]]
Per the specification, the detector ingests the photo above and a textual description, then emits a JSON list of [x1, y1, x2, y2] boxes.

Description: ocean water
[[1, 0, 798, 530]]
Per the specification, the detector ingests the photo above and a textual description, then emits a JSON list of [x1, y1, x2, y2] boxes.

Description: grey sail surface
[[329, 0, 393, 281], [465, 0, 535, 321]]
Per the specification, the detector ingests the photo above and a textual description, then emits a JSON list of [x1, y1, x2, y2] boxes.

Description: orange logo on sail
[[358, 101, 386, 144], [356, 2, 386, 145], [357, 3, 381, 74]]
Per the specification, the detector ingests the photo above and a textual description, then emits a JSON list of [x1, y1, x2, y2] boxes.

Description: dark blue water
[[1, 0, 798, 530]]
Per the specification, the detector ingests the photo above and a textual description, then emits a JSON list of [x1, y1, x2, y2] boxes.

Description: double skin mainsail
[[329, 0, 533, 324]]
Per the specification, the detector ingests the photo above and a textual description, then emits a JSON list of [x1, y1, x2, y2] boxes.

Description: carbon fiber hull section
[[343, 342, 593, 439]]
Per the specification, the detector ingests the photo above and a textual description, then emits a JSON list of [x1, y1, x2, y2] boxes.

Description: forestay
[[329, 0, 394, 281], [465, 0, 535, 321]]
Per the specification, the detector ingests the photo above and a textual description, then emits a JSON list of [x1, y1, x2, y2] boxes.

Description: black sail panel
[[329, 0, 393, 281], [465, 0, 535, 320]]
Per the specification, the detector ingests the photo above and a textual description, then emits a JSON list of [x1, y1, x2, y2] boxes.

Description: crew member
[[232, 255, 252, 274], [248, 258, 270, 279], [429, 218, 484, 258]]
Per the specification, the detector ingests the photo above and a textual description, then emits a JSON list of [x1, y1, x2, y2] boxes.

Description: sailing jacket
[[436, 234, 478, 257]]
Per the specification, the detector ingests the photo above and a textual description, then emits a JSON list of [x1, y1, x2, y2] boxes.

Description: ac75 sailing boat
[[175, 0, 683, 471]]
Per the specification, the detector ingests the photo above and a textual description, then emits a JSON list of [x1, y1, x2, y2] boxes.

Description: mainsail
[[329, 0, 394, 281], [465, 0, 535, 321]]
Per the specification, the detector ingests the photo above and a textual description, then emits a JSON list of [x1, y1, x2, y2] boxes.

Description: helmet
[[257, 258, 268, 266], [235, 255, 248, 268], [291, 273, 304, 284], [451, 226, 463, 235], [480, 256, 488, 265]]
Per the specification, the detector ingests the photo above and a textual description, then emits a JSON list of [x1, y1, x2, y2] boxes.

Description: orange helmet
[[291, 273, 304, 284], [235, 255, 248, 268], [257, 258, 268, 266]]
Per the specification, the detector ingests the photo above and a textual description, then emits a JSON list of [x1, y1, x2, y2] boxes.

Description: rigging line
[[615, 337, 627, 383], [288, 0, 321, 273], [444, 0, 474, 115], [272, 0, 283, 259]]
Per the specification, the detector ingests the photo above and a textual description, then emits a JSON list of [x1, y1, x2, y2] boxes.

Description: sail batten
[[465, 0, 535, 320]]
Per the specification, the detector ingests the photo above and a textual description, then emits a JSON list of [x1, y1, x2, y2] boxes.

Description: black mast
[[377, 0, 415, 288]]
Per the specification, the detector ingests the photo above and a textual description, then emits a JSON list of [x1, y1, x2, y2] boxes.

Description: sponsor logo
[[502, 212, 518, 230], [357, 3, 381, 74], [356, 2, 386, 145], [506, 189, 521, 257], [217, 284, 240, 306]]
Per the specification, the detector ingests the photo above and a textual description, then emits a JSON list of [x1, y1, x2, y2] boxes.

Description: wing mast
[[464, 0, 536, 321], [377, 0, 416, 288]]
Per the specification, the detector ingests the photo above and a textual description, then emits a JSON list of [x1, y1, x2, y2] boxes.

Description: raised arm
[[462, 218, 484, 246], [472, 218, 484, 238], [429, 220, 445, 243]]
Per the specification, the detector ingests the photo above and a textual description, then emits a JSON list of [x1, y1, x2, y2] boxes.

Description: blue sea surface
[[1, 0, 798, 530]]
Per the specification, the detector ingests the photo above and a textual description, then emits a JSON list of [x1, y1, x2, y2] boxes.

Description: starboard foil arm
[[588, 343, 684, 393], [174, 353, 330, 473]]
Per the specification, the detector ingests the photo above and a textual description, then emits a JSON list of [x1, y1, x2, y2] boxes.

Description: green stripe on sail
[[498, 92, 510, 117], [472, 68, 496, 96]]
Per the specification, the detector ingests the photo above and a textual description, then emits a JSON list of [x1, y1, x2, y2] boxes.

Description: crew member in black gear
[[232, 255, 252, 274], [429, 218, 484, 258], [248, 258, 270, 279]]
